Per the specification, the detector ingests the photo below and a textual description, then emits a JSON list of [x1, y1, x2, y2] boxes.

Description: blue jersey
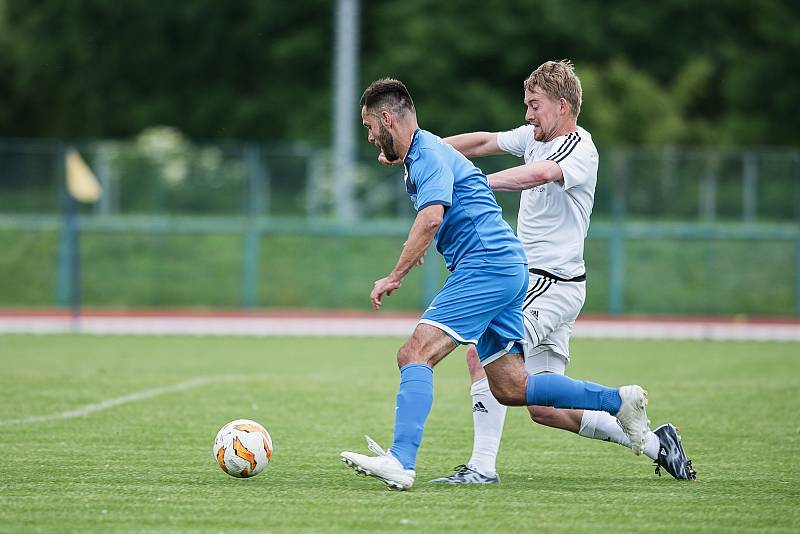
[[403, 129, 526, 271]]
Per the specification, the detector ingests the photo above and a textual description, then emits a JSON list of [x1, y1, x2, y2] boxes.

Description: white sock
[[642, 431, 660, 460], [466, 377, 506, 476], [579, 410, 660, 460]]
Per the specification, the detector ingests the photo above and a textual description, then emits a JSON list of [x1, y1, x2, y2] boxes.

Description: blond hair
[[524, 60, 582, 118]]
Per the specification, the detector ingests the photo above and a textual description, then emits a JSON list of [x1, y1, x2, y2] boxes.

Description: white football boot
[[341, 436, 416, 490], [616, 385, 650, 455]]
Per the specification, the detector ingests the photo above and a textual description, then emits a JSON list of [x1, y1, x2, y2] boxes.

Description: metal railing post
[[796, 232, 800, 318], [241, 145, 265, 308], [609, 150, 627, 315], [701, 150, 718, 221], [55, 145, 72, 308], [743, 151, 758, 222]]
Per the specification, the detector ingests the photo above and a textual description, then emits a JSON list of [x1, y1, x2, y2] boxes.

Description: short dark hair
[[359, 78, 415, 114]]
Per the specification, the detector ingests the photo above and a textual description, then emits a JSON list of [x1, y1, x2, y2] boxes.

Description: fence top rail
[[597, 146, 800, 159], [0, 214, 414, 236], [590, 221, 800, 240]]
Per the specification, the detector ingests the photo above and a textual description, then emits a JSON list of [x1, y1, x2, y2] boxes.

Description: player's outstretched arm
[[488, 160, 563, 192], [370, 205, 443, 309], [443, 132, 503, 158]]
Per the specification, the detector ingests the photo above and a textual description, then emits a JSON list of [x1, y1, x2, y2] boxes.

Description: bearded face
[[376, 123, 400, 162], [361, 105, 403, 162]]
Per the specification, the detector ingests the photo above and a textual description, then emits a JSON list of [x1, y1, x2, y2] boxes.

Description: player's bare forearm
[[443, 132, 502, 158], [371, 206, 442, 310], [488, 160, 563, 192], [389, 205, 443, 283]]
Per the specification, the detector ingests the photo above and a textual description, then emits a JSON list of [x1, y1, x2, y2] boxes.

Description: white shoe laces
[[365, 435, 389, 457]]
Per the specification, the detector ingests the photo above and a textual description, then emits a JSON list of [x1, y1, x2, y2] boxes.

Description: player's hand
[[378, 151, 402, 166], [371, 276, 402, 310]]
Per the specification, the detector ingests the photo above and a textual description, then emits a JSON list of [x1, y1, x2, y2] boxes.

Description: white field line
[[0, 375, 250, 426]]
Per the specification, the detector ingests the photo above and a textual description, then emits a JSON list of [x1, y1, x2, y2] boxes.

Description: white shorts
[[522, 270, 586, 374]]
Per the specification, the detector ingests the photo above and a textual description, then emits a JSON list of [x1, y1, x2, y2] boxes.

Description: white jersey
[[497, 124, 598, 279]]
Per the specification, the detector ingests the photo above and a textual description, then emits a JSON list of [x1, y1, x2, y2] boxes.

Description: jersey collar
[[403, 128, 422, 163]]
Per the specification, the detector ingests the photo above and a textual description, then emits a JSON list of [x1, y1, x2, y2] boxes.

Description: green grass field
[[1, 335, 799, 532]]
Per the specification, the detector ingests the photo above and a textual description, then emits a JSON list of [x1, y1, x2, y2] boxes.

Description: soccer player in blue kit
[[340, 78, 650, 490]]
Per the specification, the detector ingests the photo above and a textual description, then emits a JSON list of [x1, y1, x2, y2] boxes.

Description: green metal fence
[[1, 136, 799, 316], [3, 136, 799, 221], [0, 214, 797, 316]]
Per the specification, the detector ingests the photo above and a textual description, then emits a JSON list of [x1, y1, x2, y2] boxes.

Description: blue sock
[[525, 373, 621, 414], [389, 364, 433, 470]]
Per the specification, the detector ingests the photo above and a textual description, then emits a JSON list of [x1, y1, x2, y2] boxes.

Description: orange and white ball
[[213, 419, 273, 478]]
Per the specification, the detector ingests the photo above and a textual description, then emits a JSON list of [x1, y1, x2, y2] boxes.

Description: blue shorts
[[419, 263, 528, 365]]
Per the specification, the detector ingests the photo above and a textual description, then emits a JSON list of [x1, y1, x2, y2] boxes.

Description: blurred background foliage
[[1, 0, 798, 146], [1, 0, 799, 314]]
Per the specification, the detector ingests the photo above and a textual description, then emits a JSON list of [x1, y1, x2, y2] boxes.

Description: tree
[[1, 0, 798, 146]]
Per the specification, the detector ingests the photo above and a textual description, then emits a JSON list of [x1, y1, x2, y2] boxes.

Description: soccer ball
[[213, 419, 273, 478]]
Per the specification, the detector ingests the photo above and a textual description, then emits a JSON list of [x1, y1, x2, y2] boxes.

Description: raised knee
[[494, 392, 516, 406], [397, 344, 429, 368], [489, 384, 518, 406], [396, 345, 413, 368], [484, 358, 527, 405]]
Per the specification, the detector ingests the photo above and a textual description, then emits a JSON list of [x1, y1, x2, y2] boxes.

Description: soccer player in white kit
[[429, 60, 696, 483]]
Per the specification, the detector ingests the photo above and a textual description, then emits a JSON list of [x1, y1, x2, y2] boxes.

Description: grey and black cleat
[[653, 423, 697, 480], [429, 464, 499, 485]]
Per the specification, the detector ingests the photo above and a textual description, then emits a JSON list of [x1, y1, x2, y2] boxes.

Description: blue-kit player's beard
[[378, 125, 400, 162]]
